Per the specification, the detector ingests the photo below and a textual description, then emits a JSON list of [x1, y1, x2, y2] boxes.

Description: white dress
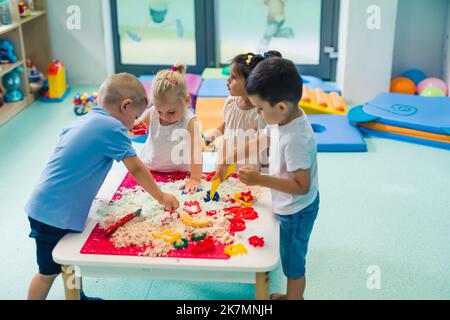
[[140, 107, 196, 172]]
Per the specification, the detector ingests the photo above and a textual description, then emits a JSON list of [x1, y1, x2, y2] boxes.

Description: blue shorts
[[28, 217, 75, 276], [275, 193, 320, 279]]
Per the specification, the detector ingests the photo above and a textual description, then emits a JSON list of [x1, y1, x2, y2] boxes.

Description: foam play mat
[[300, 86, 348, 115], [198, 79, 229, 98], [348, 93, 450, 135], [195, 98, 226, 131], [302, 76, 342, 95], [309, 114, 367, 152]]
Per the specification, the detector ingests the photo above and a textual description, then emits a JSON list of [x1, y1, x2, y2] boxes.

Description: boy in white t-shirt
[[215, 58, 319, 300]]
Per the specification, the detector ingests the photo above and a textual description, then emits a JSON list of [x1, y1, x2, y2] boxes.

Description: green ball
[[420, 86, 446, 97]]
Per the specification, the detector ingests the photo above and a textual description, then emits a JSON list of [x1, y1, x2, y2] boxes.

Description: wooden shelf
[[0, 60, 24, 77], [20, 11, 46, 25], [0, 23, 19, 36], [0, 97, 32, 127]]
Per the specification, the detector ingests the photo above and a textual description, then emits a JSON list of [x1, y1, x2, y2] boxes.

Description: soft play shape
[[417, 78, 448, 96], [195, 98, 226, 131], [358, 126, 450, 150], [300, 86, 348, 115], [348, 93, 450, 135], [420, 86, 445, 97], [308, 114, 367, 152], [390, 77, 416, 95], [202, 68, 229, 79], [198, 78, 229, 98], [402, 69, 426, 85], [301, 75, 341, 95]]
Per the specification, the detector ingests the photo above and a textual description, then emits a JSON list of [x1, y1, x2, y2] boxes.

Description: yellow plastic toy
[[300, 86, 348, 115], [180, 214, 213, 228], [224, 243, 248, 256], [152, 229, 182, 244], [47, 60, 68, 99], [233, 192, 254, 207]]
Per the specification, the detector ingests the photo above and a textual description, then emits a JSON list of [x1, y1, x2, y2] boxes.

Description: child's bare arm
[[123, 156, 179, 209], [180, 118, 203, 193], [239, 167, 311, 195]]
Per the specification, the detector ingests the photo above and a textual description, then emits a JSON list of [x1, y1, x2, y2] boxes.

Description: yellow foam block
[[195, 98, 226, 131], [300, 86, 348, 115]]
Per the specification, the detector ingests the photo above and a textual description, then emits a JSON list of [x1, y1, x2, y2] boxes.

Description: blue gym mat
[[348, 93, 450, 135], [309, 114, 367, 152], [198, 79, 229, 98]]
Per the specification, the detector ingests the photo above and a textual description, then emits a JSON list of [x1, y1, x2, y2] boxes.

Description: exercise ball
[[390, 77, 416, 95], [417, 78, 448, 96], [402, 69, 426, 85], [420, 86, 445, 97]]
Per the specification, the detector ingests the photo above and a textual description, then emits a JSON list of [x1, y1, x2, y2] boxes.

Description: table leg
[[61, 266, 81, 300], [255, 272, 270, 300]]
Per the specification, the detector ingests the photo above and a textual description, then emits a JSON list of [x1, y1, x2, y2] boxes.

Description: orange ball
[[390, 77, 416, 95]]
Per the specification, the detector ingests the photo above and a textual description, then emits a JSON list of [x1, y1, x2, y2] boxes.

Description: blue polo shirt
[[25, 108, 137, 232]]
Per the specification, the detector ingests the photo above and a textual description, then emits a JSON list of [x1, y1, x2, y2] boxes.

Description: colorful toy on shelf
[[3, 67, 24, 103], [390, 77, 416, 95], [26, 59, 44, 93], [0, 0, 13, 26], [42, 60, 71, 103], [0, 40, 18, 64], [18, 1, 31, 17], [73, 92, 99, 116], [299, 86, 348, 115]]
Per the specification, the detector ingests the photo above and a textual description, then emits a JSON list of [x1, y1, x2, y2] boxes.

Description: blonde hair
[[152, 63, 188, 102], [99, 72, 148, 108]]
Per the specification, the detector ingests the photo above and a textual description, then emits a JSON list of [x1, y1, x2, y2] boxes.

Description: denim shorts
[[275, 193, 320, 279], [28, 217, 74, 276]]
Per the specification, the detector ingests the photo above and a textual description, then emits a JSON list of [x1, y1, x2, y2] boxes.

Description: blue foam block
[[359, 127, 450, 150], [309, 114, 367, 152], [302, 76, 342, 95], [40, 87, 72, 103], [132, 134, 148, 144], [361, 93, 450, 135], [198, 79, 229, 98]]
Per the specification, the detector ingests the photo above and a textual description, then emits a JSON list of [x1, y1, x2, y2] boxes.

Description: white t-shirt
[[264, 114, 319, 215]]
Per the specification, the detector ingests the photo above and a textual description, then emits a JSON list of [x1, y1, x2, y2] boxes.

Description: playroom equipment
[[402, 69, 426, 85], [3, 67, 24, 103], [0, 40, 18, 64], [18, 1, 30, 17], [417, 78, 448, 96], [209, 164, 236, 200], [26, 59, 44, 93], [195, 97, 226, 131], [0, 0, 13, 25], [390, 77, 416, 95], [198, 78, 229, 98], [300, 86, 348, 115], [309, 114, 367, 152], [302, 75, 342, 95], [73, 92, 99, 116], [420, 86, 445, 97], [348, 93, 450, 150], [42, 60, 71, 102]]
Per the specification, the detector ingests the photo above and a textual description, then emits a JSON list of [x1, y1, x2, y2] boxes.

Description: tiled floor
[[1, 86, 449, 299]]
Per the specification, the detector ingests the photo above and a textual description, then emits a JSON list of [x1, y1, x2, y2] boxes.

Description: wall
[[337, 0, 398, 103], [392, 0, 448, 79], [444, 3, 450, 92], [46, 0, 110, 85]]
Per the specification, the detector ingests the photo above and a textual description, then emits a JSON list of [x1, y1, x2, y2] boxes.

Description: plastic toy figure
[[18, 1, 31, 17], [3, 68, 24, 103], [73, 92, 99, 116], [27, 59, 44, 93], [125, 0, 184, 42], [0, 40, 18, 64]]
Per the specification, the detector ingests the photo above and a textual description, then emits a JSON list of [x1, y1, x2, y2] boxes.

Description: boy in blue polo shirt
[[25, 73, 179, 300]]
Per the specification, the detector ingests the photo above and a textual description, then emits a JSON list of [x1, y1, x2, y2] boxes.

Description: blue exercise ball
[[402, 69, 427, 85]]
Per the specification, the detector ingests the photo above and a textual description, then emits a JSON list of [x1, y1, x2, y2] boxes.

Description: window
[[111, 0, 339, 80]]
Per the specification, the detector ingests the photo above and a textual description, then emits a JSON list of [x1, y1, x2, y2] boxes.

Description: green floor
[[1, 86, 449, 300]]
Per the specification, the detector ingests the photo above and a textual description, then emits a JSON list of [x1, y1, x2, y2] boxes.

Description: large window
[[111, 0, 340, 79]]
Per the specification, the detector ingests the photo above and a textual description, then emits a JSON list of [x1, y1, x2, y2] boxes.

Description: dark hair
[[246, 58, 303, 107], [231, 51, 282, 80]]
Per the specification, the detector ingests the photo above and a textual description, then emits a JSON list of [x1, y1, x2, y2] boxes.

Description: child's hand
[[212, 164, 229, 182], [157, 192, 180, 210], [129, 119, 148, 138], [238, 167, 261, 186], [179, 179, 201, 194]]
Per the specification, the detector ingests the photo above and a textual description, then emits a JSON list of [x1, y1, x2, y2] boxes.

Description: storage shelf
[[0, 60, 24, 77], [0, 97, 32, 127], [20, 11, 46, 25], [0, 23, 19, 36]]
